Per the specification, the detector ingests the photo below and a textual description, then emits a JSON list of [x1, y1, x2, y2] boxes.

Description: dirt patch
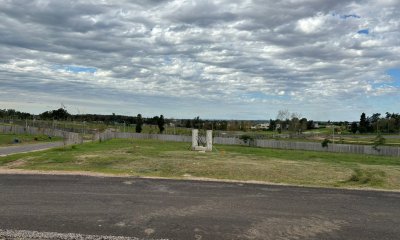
[[3, 156, 36, 168], [4, 159, 27, 168]]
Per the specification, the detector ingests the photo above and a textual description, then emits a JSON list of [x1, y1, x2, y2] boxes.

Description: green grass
[[1, 138, 399, 190], [0, 133, 61, 146]]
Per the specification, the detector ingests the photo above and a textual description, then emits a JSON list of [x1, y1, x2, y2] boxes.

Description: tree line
[[351, 112, 400, 134], [0, 108, 166, 133], [1, 108, 400, 134]]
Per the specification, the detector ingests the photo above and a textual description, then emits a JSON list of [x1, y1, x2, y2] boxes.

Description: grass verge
[[0, 133, 62, 146], [0, 138, 399, 190]]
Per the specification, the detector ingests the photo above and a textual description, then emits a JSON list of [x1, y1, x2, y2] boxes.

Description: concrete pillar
[[192, 129, 198, 150], [206, 130, 213, 151]]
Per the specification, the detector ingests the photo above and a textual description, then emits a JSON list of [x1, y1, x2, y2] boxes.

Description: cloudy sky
[[0, 0, 399, 120]]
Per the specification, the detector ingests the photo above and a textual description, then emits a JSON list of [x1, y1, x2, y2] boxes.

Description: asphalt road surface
[[0, 142, 63, 156], [0, 174, 399, 240]]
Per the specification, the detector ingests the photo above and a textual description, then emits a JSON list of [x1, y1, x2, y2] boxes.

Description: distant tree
[[39, 108, 70, 121], [277, 109, 290, 121], [359, 113, 367, 133], [193, 116, 201, 129], [299, 118, 308, 132], [135, 114, 143, 133], [289, 117, 300, 133], [369, 113, 381, 133], [157, 115, 165, 133], [269, 119, 276, 131], [350, 122, 358, 134], [276, 109, 290, 132], [219, 120, 228, 131], [384, 112, 400, 133], [185, 119, 192, 128], [53, 108, 70, 120], [307, 120, 314, 130]]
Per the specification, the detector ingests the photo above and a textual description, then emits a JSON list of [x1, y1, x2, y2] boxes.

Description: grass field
[[0, 133, 61, 146], [1, 138, 399, 190]]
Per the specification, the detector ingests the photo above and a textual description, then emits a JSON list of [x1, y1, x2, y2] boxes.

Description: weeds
[[346, 168, 386, 186]]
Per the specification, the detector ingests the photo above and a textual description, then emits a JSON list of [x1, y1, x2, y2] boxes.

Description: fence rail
[[93, 130, 192, 143], [0, 125, 83, 145], [94, 130, 400, 157], [254, 139, 400, 157]]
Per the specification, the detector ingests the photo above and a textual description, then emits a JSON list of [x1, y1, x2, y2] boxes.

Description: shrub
[[239, 134, 253, 144], [347, 169, 386, 186], [321, 138, 331, 148], [372, 134, 386, 152]]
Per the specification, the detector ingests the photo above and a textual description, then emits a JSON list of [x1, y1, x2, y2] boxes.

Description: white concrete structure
[[192, 129, 198, 150], [191, 129, 213, 152], [206, 130, 212, 151]]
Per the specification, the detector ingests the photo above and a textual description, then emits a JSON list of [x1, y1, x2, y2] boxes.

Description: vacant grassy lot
[[0, 133, 61, 146], [1, 138, 399, 190]]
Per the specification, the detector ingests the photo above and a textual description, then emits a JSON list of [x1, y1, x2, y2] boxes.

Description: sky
[[0, 0, 399, 121]]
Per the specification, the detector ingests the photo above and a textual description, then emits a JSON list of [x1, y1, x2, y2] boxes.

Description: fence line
[[93, 130, 192, 143], [254, 139, 399, 157], [3, 125, 398, 157], [94, 130, 400, 157], [0, 125, 83, 145]]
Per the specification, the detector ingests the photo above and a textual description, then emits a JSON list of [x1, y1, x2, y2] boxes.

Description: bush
[[239, 134, 253, 144], [372, 134, 386, 152], [321, 138, 331, 148]]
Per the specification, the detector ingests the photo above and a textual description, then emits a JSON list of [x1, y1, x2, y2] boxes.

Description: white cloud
[[296, 13, 326, 34], [0, 0, 399, 120]]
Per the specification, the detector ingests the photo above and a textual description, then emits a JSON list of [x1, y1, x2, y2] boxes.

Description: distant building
[[251, 123, 270, 130]]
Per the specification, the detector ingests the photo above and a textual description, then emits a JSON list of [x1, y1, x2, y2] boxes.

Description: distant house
[[251, 123, 270, 130]]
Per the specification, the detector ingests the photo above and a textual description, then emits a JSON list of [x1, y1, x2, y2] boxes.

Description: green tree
[[369, 113, 381, 133], [299, 118, 308, 133], [157, 115, 165, 133], [306, 120, 314, 130], [372, 134, 386, 152], [135, 114, 143, 133], [350, 122, 358, 134], [39, 108, 70, 120], [359, 113, 367, 133], [193, 116, 202, 129], [269, 119, 276, 131]]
